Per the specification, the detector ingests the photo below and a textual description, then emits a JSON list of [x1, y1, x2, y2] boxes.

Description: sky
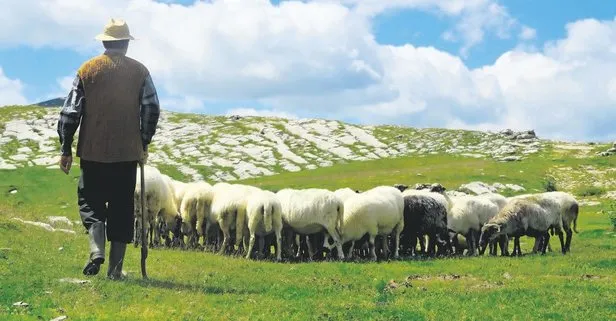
[[1, 0, 615, 142]]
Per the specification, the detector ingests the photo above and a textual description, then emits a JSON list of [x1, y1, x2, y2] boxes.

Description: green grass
[[2, 151, 616, 320]]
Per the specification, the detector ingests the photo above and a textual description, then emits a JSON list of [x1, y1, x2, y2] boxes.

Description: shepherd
[[57, 18, 160, 280]]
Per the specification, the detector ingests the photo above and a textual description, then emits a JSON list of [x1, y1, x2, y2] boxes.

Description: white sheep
[[334, 187, 359, 203], [244, 190, 283, 261], [542, 191, 579, 252], [210, 183, 262, 254], [134, 166, 180, 248], [276, 188, 345, 260], [336, 186, 404, 261], [179, 181, 214, 248], [478, 193, 508, 211], [448, 196, 498, 255]]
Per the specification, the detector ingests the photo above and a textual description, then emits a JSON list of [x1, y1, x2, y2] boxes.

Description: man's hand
[[60, 155, 72, 174]]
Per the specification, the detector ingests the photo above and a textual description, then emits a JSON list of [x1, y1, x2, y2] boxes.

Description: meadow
[[1, 150, 615, 321]]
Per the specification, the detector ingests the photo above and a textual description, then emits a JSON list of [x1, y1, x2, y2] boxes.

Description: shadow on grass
[[126, 278, 262, 295]]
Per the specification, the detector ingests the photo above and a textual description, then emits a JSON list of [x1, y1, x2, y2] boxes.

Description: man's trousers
[[78, 159, 138, 243]]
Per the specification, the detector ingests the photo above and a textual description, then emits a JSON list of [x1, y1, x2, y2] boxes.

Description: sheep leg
[[381, 236, 390, 259], [393, 224, 402, 259], [564, 226, 573, 253], [514, 237, 521, 256], [419, 235, 426, 254], [218, 228, 230, 255], [294, 234, 302, 258], [541, 232, 550, 255], [245, 233, 256, 260], [324, 226, 345, 260], [498, 236, 509, 256], [369, 235, 377, 261], [346, 241, 355, 259], [409, 233, 418, 257], [452, 234, 461, 255], [275, 229, 282, 261], [427, 234, 437, 257], [306, 236, 315, 260], [464, 232, 475, 256], [556, 229, 566, 254]]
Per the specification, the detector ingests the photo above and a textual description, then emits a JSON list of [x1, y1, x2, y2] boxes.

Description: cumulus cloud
[[352, 18, 616, 141], [0, 1, 615, 141], [337, 0, 524, 55], [0, 67, 28, 107]]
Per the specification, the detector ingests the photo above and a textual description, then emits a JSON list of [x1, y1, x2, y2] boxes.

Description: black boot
[[83, 222, 106, 276], [107, 241, 127, 280]]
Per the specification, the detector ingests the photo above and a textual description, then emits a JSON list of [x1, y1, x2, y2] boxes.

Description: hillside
[[0, 105, 605, 184]]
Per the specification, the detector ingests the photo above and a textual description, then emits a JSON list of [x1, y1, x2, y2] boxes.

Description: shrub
[[543, 176, 558, 192]]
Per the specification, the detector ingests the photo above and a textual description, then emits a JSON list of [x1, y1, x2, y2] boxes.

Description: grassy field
[[1, 152, 616, 320]]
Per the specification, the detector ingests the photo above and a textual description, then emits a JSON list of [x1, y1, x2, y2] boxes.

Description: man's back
[[76, 51, 149, 163]]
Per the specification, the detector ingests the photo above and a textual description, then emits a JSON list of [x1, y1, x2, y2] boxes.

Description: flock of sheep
[[133, 165, 580, 262]]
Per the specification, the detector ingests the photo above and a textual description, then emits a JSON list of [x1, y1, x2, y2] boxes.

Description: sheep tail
[[572, 202, 579, 233], [263, 204, 273, 233]]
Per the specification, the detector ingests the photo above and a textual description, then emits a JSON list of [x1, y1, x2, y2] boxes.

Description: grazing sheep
[[277, 188, 345, 260], [510, 192, 564, 254], [334, 188, 359, 203], [479, 193, 508, 211], [336, 186, 404, 261], [544, 191, 579, 252], [478, 198, 552, 256], [512, 192, 576, 254], [400, 193, 450, 257], [448, 196, 498, 255], [134, 166, 180, 248], [402, 185, 453, 212], [244, 190, 283, 261], [179, 181, 214, 248], [210, 183, 262, 254]]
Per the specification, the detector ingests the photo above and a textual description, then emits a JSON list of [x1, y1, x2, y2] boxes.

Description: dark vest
[[76, 51, 148, 163]]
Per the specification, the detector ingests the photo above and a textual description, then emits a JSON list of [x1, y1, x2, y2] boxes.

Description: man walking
[[57, 19, 160, 280]]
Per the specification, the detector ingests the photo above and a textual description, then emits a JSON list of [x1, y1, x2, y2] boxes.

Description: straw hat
[[95, 18, 135, 41]]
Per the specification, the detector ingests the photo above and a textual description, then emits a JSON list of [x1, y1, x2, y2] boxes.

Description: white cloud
[[519, 26, 537, 40], [336, 0, 523, 55], [0, 67, 28, 107], [1, 1, 615, 141], [350, 18, 616, 141], [226, 107, 298, 120]]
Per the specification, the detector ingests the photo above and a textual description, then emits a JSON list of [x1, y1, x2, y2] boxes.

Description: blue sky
[[1, 0, 616, 141]]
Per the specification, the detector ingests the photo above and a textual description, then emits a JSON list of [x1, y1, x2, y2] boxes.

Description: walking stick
[[139, 161, 148, 280]]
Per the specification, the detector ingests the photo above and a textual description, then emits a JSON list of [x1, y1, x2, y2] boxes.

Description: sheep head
[[479, 223, 504, 248], [393, 184, 408, 192]]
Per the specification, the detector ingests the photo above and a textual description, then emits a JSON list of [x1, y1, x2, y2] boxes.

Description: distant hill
[[34, 97, 65, 108]]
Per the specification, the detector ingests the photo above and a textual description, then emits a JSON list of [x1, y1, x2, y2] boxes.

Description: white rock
[[33, 157, 58, 166], [50, 316, 69, 321], [505, 184, 526, 192], [48, 216, 74, 226], [12, 217, 54, 231], [59, 278, 91, 284], [9, 154, 29, 161], [17, 147, 32, 154], [459, 182, 497, 195]]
